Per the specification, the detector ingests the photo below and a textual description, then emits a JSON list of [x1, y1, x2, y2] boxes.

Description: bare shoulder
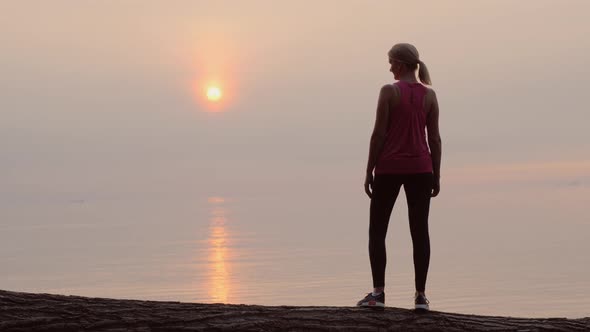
[[425, 86, 437, 98], [423, 87, 438, 119], [379, 83, 400, 103], [425, 87, 438, 107], [379, 83, 396, 95]]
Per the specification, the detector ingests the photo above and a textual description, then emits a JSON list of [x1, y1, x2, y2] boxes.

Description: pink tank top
[[375, 81, 433, 174]]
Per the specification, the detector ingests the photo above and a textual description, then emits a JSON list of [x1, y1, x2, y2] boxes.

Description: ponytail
[[417, 60, 432, 85]]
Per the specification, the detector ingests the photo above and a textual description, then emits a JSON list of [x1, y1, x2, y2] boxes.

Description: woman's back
[[375, 81, 433, 175]]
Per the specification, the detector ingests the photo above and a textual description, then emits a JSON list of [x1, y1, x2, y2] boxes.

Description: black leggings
[[369, 172, 432, 292]]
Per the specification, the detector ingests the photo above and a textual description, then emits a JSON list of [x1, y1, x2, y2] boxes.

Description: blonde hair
[[388, 43, 432, 85]]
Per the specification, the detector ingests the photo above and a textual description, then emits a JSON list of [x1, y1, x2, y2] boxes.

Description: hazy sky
[[2, 0, 589, 201]]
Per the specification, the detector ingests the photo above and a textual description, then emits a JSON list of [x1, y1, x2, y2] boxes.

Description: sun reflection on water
[[207, 196, 231, 303]]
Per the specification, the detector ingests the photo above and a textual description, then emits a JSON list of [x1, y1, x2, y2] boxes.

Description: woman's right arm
[[427, 89, 442, 197]]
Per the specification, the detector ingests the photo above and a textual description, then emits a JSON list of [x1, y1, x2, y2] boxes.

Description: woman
[[356, 43, 442, 311]]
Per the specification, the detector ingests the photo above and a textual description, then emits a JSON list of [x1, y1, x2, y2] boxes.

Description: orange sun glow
[[206, 86, 222, 101]]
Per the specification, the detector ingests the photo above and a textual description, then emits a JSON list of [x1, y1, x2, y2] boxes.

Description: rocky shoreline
[[1, 289, 588, 331]]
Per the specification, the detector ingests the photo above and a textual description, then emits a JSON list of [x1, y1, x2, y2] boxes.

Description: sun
[[206, 86, 222, 101], [194, 79, 232, 112]]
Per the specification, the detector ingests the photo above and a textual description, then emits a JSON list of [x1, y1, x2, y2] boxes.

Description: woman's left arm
[[364, 84, 395, 198]]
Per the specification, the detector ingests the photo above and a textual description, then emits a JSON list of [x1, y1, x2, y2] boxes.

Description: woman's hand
[[364, 172, 374, 199], [431, 175, 440, 197]]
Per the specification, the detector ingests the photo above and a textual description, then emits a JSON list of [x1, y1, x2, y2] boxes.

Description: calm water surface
[[1, 169, 589, 319]]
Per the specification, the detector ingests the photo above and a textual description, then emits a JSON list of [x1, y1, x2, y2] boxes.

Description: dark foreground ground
[[1, 289, 589, 332]]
